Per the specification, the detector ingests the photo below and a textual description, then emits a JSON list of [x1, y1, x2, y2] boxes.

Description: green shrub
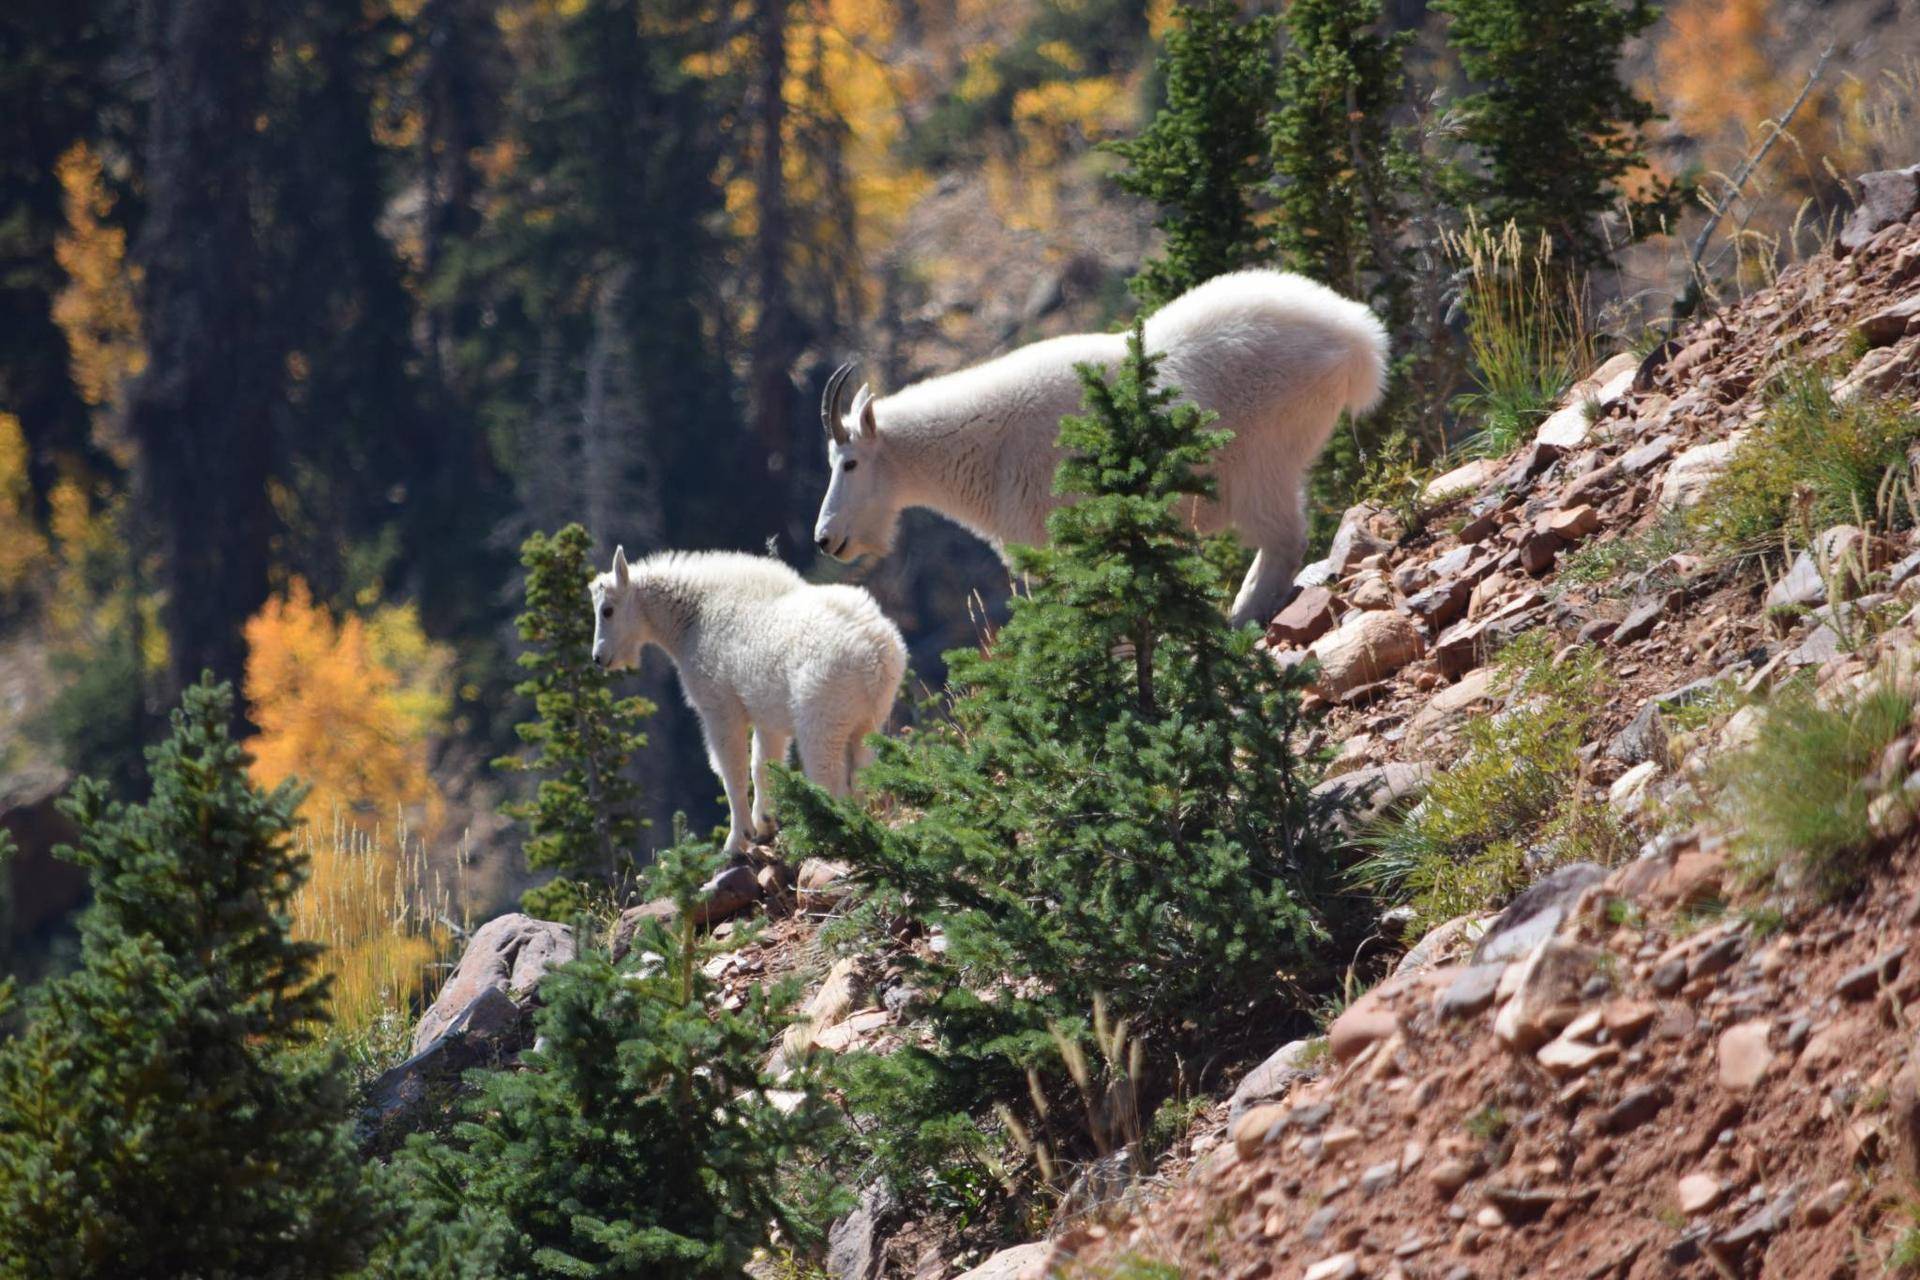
[[1891, 1206, 1920, 1276], [1692, 371, 1920, 554], [1352, 430, 1436, 539], [1714, 676, 1913, 899], [384, 833, 846, 1279], [1356, 631, 1621, 929], [496, 523, 655, 918], [0, 680, 381, 1278], [776, 328, 1334, 1216]]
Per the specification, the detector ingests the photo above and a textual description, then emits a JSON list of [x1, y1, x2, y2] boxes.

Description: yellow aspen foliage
[[708, 0, 930, 295], [243, 578, 447, 835], [993, 74, 1131, 227], [245, 581, 456, 1039], [0, 415, 50, 593], [1146, 0, 1178, 40], [810, 0, 933, 241], [51, 141, 144, 467]]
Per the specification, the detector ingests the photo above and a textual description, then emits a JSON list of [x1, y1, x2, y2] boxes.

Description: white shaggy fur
[[814, 270, 1389, 627], [591, 547, 907, 852]]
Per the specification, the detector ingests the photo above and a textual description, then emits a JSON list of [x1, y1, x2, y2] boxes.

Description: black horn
[[820, 360, 857, 445]]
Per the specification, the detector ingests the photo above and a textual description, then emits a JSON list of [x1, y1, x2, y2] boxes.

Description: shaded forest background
[[2, 0, 1917, 980]]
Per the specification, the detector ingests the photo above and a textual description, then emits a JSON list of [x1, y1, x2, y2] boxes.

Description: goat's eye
[[600, 605, 613, 619], [841, 459, 858, 473]]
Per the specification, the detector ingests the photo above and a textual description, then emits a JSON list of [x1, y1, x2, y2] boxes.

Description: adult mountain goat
[[813, 269, 1388, 627], [591, 548, 906, 853]]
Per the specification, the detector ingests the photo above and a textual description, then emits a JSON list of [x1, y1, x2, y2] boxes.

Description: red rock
[[1493, 940, 1602, 1052], [1605, 997, 1666, 1051], [1520, 529, 1564, 574], [1268, 585, 1336, 646], [1610, 592, 1678, 646], [1329, 1004, 1401, 1065], [1677, 1174, 1724, 1215], [1458, 511, 1500, 543], [1561, 462, 1622, 504], [1231, 1102, 1294, 1159], [1425, 457, 1503, 503], [1328, 506, 1391, 574], [1545, 504, 1600, 541], [1405, 578, 1471, 631]]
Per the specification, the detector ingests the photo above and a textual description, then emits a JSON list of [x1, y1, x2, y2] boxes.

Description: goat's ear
[[852, 383, 878, 440], [613, 544, 630, 587]]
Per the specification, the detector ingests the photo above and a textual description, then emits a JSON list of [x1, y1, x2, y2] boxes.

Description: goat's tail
[[1339, 304, 1392, 420]]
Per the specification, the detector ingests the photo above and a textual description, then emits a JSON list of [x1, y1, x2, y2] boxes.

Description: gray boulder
[[1228, 1037, 1322, 1122], [362, 986, 530, 1147], [1840, 164, 1920, 253], [1313, 761, 1433, 838], [413, 913, 575, 1054], [1471, 862, 1606, 964], [827, 1183, 895, 1280]]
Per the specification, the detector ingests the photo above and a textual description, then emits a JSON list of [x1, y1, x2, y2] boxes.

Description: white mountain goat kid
[[591, 548, 907, 852], [813, 269, 1389, 627]]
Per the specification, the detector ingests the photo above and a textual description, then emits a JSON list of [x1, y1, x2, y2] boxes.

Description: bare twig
[[1685, 43, 1835, 293]]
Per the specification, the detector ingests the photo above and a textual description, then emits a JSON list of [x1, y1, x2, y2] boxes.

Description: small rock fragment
[[1304, 1254, 1362, 1280], [1677, 1173, 1724, 1215], [1836, 946, 1907, 1000], [1717, 1021, 1774, 1092], [1601, 1085, 1670, 1135]]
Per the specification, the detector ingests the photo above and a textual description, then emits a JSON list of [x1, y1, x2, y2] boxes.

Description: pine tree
[[386, 833, 845, 1279], [497, 524, 652, 918], [0, 679, 380, 1278], [1435, 0, 1679, 265], [1266, 0, 1427, 535], [1107, 0, 1279, 310], [776, 329, 1332, 1184], [1268, 0, 1410, 303]]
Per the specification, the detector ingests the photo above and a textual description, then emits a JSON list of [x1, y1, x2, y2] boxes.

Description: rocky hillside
[[1039, 168, 1920, 1279], [380, 171, 1920, 1280]]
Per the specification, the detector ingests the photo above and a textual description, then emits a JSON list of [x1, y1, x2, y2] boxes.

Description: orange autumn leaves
[[243, 578, 448, 833]]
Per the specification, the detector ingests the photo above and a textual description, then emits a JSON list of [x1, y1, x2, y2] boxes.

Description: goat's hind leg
[[1229, 549, 1297, 629], [1228, 486, 1309, 629], [698, 700, 755, 853], [796, 714, 854, 799], [843, 724, 879, 798], [749, 727, 789, 843]]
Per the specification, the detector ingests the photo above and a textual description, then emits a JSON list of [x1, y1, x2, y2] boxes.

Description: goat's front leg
[[697, 699, 755, 854], [749, 727, 790, 842]]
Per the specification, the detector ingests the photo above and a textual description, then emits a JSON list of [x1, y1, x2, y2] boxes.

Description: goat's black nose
[[815, 535, 831, 551]]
